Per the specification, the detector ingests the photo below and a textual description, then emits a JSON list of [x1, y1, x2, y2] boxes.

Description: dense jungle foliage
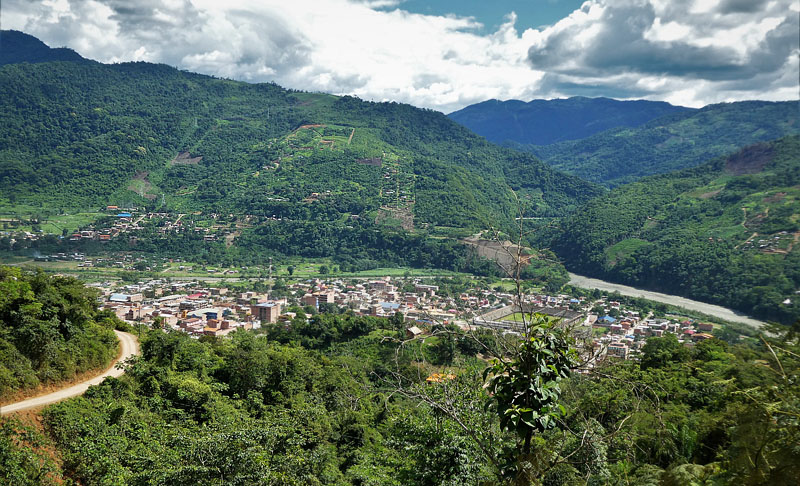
[[525, 100, 799, 187], [2, 304, 798, 485], [448, 96, 690, 146], [0, 266, 119, 399], [550, 136, 800, 324], [0, 31, 600, 230]]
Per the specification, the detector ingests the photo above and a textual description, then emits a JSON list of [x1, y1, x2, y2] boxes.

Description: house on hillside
[[607, 342, 629, 359], [406, 326, 424, 339]]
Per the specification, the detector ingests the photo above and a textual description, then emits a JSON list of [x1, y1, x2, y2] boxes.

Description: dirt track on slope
[[1, 331, 140, 415]]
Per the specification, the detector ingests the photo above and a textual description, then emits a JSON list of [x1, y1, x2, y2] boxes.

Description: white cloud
[[1, 0, 797, 111], [527, 0, 798, 106]]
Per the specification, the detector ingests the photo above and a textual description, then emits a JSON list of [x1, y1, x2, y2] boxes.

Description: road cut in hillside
[[1, 330, 140, 415]]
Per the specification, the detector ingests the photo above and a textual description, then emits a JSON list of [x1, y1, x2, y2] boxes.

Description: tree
[[484, 315, 577, 481], [152, 316, 166, 330], [388, 311, 405, 334], [387, 197, 585, 484], [640, 334, 689, 369], [429, 328, 456, 365]]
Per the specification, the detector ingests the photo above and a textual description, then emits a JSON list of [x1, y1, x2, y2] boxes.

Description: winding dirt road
[[1, 330, 140, 415]]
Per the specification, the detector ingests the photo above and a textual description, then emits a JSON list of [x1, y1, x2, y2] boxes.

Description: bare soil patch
[[0, 412, 66, 483], [725, 142, 775, 175], [698, 189, 721, 199], [462, 237, 533, 275], [225, 230, 240, 247], [128, 171, 157, 200], [763, 192, 786, 204], [171, 151, 203, 165], [357, 157, 383, 167], [295, 123, 325, 131], [376, 207, 414, 231]]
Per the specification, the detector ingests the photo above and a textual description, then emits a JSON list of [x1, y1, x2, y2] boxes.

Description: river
[[568, 273, 768, 331]]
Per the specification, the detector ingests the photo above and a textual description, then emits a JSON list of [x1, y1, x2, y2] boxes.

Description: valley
[[567, 273, 767, 331], [0, 25, 798, 486], [549, 136, 800, 325]]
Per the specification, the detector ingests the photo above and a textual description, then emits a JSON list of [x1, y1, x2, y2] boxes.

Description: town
[[95, 273, 725, 363]]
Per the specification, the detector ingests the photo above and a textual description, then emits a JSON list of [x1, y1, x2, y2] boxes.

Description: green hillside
[[448, 96, 691, 145], [528, 101, 799, 187], [550, 136, 800, 323], [0, 59, 600, 231]]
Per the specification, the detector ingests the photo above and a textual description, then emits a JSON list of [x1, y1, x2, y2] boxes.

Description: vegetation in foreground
[[0, 267, 120, 400], [0, 272, 797, 485]]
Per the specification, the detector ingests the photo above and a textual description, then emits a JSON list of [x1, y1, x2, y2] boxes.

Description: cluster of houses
[[97, 276, 461, 337], [87, 210, 256, 243], [99, 282, 279, 337], [95, 275, 723, 364], [586, 300, 717, 360], [380, 164, 414, 208], [66, 206, 139, 242], [740, 230, 796, 253], [85, 209, 189, 242]]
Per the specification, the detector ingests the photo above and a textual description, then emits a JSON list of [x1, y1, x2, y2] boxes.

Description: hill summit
[[0, 30, 88, 66], [448, 96, 691, 145]]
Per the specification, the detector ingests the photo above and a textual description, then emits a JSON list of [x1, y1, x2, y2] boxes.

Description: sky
[[2, 0, 798, 113]]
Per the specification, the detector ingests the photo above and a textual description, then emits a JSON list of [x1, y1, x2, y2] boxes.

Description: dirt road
[[568, 273, 768, 331], [1, 330, 140, 415]]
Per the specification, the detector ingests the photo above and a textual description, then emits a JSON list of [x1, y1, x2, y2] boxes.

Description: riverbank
[[568, 273, 768, 331]]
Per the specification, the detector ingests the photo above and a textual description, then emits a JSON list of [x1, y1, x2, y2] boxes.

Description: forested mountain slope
[[528, 100, 799, 187], [0, 30, 89, 66], [0, 32, 600, 231], [551, 136, 800, 324], [448, 96, 690, 145]]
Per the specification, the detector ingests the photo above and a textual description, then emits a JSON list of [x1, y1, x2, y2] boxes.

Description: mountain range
[[1, 30, 799, 324], [0, 30, 599, 232], [448, 96, 691, 146], [528, 100, 799, 187], [451, 95, 799, 188]]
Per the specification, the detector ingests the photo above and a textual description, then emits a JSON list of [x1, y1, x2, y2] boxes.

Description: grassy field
[[490, 280, 520, 291], [0, 208, 103, 235], [341, 267, 463, 278], [2, 256, 467, 282], [604, 238, 651, 266]]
